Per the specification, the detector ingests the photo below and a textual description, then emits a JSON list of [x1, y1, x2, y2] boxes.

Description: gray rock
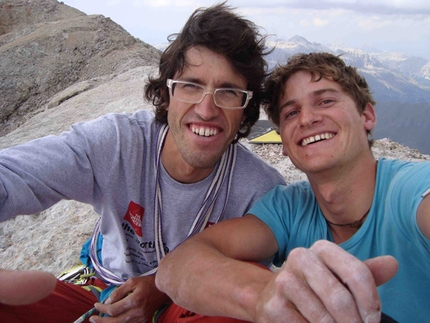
[[0, 0, 160, 137]]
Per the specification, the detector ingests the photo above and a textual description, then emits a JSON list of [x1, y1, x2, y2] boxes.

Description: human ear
[[362, 103, 377, 131]]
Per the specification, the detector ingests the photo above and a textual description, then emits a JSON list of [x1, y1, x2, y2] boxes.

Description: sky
[[61, 0, 430, 59]]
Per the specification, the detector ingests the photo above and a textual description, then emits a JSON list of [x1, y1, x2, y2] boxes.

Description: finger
[[89, 314, 114, 323], [89, 314, 122, 323], [259, 288, 314, 323], [275, 257, 336, 323], [310, 241, 382, 323], [286, 246, 359, 322], [95, 290, 142, 318], [106, 282, 133, 304], [364, 255, 398, 286], [95, 283, 133, 315], [95, 298, 127, 317], [89, 307, 142, 323]]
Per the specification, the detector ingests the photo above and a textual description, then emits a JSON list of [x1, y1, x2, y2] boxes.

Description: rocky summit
[[0, 0, 160, 138], [0, 0, 429, 276]]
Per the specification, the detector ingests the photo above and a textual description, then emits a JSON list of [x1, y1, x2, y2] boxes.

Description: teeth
[[191, 125, 218, 137], [302, 133, 334, 146]]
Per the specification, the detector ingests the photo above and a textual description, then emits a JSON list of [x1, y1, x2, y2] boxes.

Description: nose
[[194, 92, 220, 120], [298, 106, 321, 127]]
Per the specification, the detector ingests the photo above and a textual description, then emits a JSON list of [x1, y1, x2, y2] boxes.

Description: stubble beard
[[179, 144, 226, 170]]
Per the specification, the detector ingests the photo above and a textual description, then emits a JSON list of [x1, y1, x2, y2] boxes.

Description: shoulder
[[59, 110, 159, 156], [98, 110, 156, 128], [69, 110, 157, 138], [248, 181, 319, 265], [378, 158, 430, 242], [251, 181, 313, 213], [378, 158, 430, 177], [379, 159, 430, 195], [377, 158, 430, 200], [234, 143, 285, 185]]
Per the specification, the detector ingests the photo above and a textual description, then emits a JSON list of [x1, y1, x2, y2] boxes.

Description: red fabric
[[157, 305, 251, 323], [0, 277, 107, 323]]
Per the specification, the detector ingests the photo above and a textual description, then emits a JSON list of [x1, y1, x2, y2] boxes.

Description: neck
[[161, 131, 214, 183], [326, 207, 370, 243], [310, 156, 377, 243]]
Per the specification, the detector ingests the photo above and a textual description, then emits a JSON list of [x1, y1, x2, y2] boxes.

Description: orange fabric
[[0, 277, 107, 323]]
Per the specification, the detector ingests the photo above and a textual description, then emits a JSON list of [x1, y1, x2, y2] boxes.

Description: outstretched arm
[[156, 215, 398, 323], [156, 214, 278, 321]]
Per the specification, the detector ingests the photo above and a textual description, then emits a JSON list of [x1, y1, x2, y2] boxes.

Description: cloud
[[232, 0, 430, 16], [133, 0, 205, 8], [299, 19, 309, 27], [132, 0, 168, 7], [106, 0, 122, 5], [357, 17, 393, 31], [313, 17, 329, 27], [61, 0, 430, 59], [106, 0, 430, 17]]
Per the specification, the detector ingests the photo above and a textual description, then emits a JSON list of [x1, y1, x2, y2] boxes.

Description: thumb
[[364, 255, 398, 286]]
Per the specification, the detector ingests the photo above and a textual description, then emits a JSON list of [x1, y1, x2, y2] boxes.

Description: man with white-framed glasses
[[0, 3, 285, 323]]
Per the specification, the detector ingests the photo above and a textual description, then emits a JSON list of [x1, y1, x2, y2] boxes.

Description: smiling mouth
[[190, 125, 219, 137], [301, 133, 335, 146]]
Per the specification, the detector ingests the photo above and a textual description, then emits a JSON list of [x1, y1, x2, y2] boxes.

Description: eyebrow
[[280, 88, 341, 111]]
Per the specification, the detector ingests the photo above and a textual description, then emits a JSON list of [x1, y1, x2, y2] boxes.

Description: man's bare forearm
[[156, 236, 272, 321]]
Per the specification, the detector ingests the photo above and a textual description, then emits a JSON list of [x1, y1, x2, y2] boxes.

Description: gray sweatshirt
[[0, 110, 285, 281]]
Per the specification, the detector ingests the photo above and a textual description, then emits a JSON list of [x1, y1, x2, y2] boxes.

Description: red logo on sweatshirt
[[123, 201, 144, 237]]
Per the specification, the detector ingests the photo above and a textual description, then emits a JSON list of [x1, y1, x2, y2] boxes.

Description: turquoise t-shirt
[[249, 158, 430, 323]]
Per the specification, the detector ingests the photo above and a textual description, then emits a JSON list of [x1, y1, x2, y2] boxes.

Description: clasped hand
[[91, 275, 170, 323], [255, 241, 398, 323]]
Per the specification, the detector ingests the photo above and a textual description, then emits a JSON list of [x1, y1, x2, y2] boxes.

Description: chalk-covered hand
[[254, 240, 398, 323]]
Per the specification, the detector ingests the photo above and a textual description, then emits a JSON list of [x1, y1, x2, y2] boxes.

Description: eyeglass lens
[[171, 82, 247, 108]]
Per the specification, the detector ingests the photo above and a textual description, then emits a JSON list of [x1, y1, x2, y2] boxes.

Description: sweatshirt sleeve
[[0, 112, 137, 220], [0, 133, 97, 219]]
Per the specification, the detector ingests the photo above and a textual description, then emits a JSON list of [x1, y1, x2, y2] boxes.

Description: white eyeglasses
[[167, 79, 253, 109]]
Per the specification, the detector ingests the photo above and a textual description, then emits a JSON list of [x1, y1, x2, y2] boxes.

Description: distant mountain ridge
[[266, 36, 430, 154], [267, 35, 430, 102]]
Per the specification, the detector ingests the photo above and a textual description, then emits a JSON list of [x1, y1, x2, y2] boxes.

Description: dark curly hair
[[144, 2, 270, 143], [263, 52, 376, 146]]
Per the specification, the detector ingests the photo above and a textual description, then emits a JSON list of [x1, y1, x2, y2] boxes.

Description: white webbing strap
[[90, 124, 237, 283]]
